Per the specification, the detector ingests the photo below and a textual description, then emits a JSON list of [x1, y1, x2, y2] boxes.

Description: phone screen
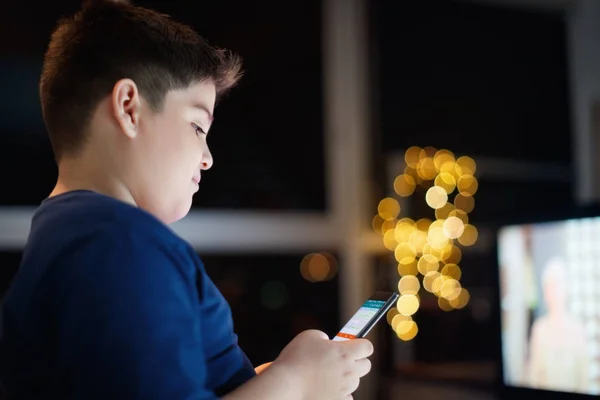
[[333, 294, 397, 341]]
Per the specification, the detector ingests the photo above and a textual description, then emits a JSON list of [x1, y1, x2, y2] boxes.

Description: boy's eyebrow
[[191, 103, 214, 122]]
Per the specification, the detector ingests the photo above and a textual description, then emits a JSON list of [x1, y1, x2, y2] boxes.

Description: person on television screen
[[527, 256, 589, 393]]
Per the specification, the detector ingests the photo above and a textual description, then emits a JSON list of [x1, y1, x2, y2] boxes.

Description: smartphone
[[332, 291, 399, 341]]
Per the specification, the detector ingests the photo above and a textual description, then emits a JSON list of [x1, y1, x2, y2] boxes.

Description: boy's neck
[[51, 157, 137, 208]]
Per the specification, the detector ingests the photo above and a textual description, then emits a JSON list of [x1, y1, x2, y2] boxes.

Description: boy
[[0, 1, 373, 399]]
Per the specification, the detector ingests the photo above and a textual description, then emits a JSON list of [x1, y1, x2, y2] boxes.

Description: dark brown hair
[[40, 0, 242, 160]]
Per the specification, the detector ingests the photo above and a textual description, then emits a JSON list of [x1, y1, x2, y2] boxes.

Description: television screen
[[498, 218, 600, 395]]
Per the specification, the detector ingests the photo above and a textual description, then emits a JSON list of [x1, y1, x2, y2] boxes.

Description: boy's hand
[[273, 330, 373, 400]]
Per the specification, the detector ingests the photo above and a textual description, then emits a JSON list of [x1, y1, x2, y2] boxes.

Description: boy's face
[[127, 81, 215, 224]]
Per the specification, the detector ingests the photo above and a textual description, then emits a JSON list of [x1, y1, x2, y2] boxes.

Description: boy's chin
[[163, 199, 193, 225]]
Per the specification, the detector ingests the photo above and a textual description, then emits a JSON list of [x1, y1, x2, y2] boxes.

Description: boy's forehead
[[169, 81, 216, 114], [188, 82, 216, 112]]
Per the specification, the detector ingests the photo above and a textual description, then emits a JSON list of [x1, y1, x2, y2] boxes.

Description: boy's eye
[[191, 123, 206, 136]]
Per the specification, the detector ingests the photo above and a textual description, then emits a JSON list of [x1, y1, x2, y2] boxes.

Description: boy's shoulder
[[25, 190, 198, 271], [33, 190, 182, 242]]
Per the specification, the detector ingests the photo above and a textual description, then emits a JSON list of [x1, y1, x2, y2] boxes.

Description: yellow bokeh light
[[379, 148, 477, 338], [417, 253, 439, 275], [394, 221, 416, 243], [381, 218, 397, 235], [422, 242, 452, 262], [417, 157, 437, 180], [434, 172, 457, 194], [398, 217, 416, 226], [439, 160, 457, 176], [394, 243, 417, 264], [378, 197, 401, 220], [457, 174, 478, 196], [441, 263, 462, 280], [445, 245, 462, 264], [391, 313, 411, 331], [448, 209, 469, 225], [438, 296, 454, 312], [383, 230, 397, 250], [425, 186, 448, 209], [415, 218, 432, 232], [405, 146, 422, 169], [395, 318, 413, 335], [387, 307, 399, 325], [398, 275, 420, 295], [394, 174, 416, 197], [440, 279, 462, 301], [428, 226, 450, 250], [432, 274, 450, 297], [420, 146, 438, 159], [404, 166, 423, 185], [408, 230, 428, 255], [396, 320, 418, 341], [455, 156, 476, 176], [442, 216, 465, 239], [435, 202, 455, 220], [458, 224, 478, 246], [449, 288, 470, 309], [397, 294, 420, 316], [454, 193, 475, 213], [433, 149, 455, 171], [423, 271, 441, 292], [398, 260, 418, 276], [372, 215, 384, 235], [300, 253, 338, 282]]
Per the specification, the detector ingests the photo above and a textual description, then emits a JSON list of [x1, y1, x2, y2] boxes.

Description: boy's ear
[[111, 78, 141, 139]]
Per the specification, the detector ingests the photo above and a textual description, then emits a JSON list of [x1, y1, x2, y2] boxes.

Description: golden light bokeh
[[415, 218, 432, 231], [397, 260, 418, 276], [391, 313, 411, 331], [387, 307, 400, 325], [383, 230, 397, 251], [374, 147, 477, 341], [433, 149, 455, 171], [458, 224, 478, 246], [425, 186, 448, 209], [441, 263, 462, 280], [381, 218, 397, 235], [457, 174, 478, 196], [454, 193, 475, 213], [449, 288, 470, 309], [455, 156, 476, 176], [394, 174, 416, 197], [435, 172, 457, 194], [417, 254, 439, 275], [443, 216, 465, 239], [417, 157, 437, 180], [404, 146, 422, 169], [378, 197, 401, 220], [396, 320, 418, 341], [445, 245, 462, 264], [423, 271, 441, 293], [394, 243, 417, 265], [372, 214, 384, 234], [397, 294, 420, 316], [300, 253, 338, 282], [398, 275, 421, 295], [394, 220, 416, 243], [435, 202, 455, 220], [448, 209, 469, 225]]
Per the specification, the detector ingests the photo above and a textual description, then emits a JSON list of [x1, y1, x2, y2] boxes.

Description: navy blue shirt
[[0, 190, 256, 399]]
